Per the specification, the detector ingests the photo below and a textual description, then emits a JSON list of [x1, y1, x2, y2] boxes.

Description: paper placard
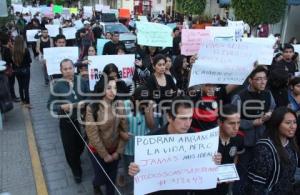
[[138, 15, 148, 22], [83, 6, 93, 18], [181, 29, 211, 56], [206, 26, 235, 41], [45, 24, 60, 37], [166, 23, 177, 30], [26, 29, 39, 42], [217, 164, 240, 183], [12, 4, 23, 13], [69, 7, 78, 14], [74, 20, 84, 30], [95, 4, 103, 12], [62, 27, 77, 39], [44, 47, 79, 75], [96, 39, 110, 55], [242, 37, 276, 65], [227, 20, 244, 41], [136, 22, 173, 47], [189, 41, 258, 86], [88, 55, 135, 91], [293, 44, 300, 54], [134, 127, 219, 195]]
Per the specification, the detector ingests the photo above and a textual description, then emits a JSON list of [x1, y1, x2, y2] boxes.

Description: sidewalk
[[0, 103, 36, 195]]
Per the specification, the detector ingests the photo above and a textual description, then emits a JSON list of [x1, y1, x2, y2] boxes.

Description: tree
[[232, 0, 286, 27], [175, 0, 206, 15]]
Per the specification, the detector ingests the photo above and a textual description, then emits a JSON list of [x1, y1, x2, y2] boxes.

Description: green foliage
[[232, 0, 286, 26], [175, 0, 206, 15]]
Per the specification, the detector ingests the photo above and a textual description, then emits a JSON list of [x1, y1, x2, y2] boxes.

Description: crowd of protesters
[[1, 3, 300, 195]]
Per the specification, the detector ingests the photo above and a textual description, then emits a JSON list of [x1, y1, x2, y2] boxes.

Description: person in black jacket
[[243, 107, 299, 194], [12, 35, 32, 108], [102, 31, 126, 55]]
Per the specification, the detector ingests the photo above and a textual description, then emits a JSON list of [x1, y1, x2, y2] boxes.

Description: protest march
[[1, 0, 300, 195]]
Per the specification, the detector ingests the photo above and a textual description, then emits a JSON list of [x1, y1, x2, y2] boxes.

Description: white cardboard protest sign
[[242, 37, 276, 65], [88, 55, 135, 91], [95, 4, 103, 12], [227, 20, 244, 41], [74, 20, 84, 30], [62, 27, 77, 40], [45, 24, 60, 37], [12, 4, 23, 13], [26, 29, 39, 42], [293, 44, 300, 54], [136, 22, 173, 47], [205, 26, 235, 41], [189, 41, 258, 86], [44, 47, 78, 75], [83, 6, 93, 18], [134, 127, 219, 195]]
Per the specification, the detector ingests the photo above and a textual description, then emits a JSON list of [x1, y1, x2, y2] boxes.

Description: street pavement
[[1, 53, 128, 195], [29, 57, 94, 195], [0, 102, 36, 195]]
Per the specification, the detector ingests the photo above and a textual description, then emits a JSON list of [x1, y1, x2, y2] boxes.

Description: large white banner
[[134, 127, 220, 195], [242, 37, 276, 65], [88, 55, 135, 91], [44, 47, 78, 75], [45, 24, 60, 37], [189, 41, 258, 86]]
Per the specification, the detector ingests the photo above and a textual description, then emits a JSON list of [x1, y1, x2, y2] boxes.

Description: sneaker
[[13, 97, 21, 102]]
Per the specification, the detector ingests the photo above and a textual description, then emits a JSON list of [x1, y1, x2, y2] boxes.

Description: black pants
[[89, 152, 119, 195], [15, 67, 30, 104], [59, 118, 84, 177], [8, 73, 17, 98]]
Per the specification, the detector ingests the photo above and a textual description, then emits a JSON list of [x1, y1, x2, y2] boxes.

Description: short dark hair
[[219, 104, 239, 122], [289, 77, 300, 87], [113, 31, 119, 36], [55, 34, 66, 42], [248, 66, 268, 79], [283, 43, 294, 52], [60, 59, 74, 68], [41, 27, 48, 31], [167, 96, 193, 120], [173, 27, 179, 33]]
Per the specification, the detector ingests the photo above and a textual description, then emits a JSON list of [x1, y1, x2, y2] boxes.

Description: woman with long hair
[[171, 54, 190, 91], [243, 107, 299, 194], [145, 54, 177, 129], [12, 35, 32, 108], [85, 75, 128, 195]]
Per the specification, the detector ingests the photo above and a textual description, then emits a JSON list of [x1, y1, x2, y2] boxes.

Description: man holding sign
[[129, 96, 222, 195]]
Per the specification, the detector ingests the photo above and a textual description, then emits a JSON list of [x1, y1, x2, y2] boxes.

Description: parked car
[[100, 22, 136, 53]]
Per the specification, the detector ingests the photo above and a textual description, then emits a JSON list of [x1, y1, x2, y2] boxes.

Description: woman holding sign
[[85, 76, 128, 195], [243, 107, 299, 194]]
